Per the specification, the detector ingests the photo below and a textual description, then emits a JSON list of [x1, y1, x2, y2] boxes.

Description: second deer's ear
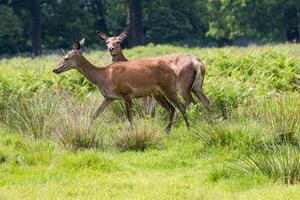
[[79, 38, 85, 47], [97, 31, 108, 41], [118, 27, 129, 41], [72, 38, 85, 50]]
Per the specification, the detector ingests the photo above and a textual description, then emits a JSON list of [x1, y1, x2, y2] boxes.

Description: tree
[[283, 0, 300, 42], [7, 0, 43, 56], [43, 0, 95, 49], [30, 0, 42, 56], [127, 0, 144, 47], [206, 0, 300, 45], [144, 0, 208, 45], [85, 0, 108, 45], [0, 5, 22, 54]]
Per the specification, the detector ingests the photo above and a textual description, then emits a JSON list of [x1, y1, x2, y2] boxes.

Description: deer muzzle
[[53, 68, 61, 74]]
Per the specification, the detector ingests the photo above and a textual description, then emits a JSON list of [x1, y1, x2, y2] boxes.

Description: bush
[[250, 94, 300, 142], [2, 94, 59, 139], [113, 120, 164, 152], [52, 104, 106, 150], [0, 5, 23, 54], [237, 144, 300, 184], [195, 121, 258, 147]]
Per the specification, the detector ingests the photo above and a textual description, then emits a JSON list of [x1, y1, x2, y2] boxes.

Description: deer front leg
[[92, 98, 112, 120], [124, 95, 133, 125]]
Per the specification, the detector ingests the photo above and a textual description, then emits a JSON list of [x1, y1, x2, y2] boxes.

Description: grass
[[51, 104, 106, 151], [255, 94, 300, 142], [1, 129, 300, 199], [0, 43, 300, 199], [2, 93, 59, 139], [236, 142, 300, 184], [113, 120, 164, 152]]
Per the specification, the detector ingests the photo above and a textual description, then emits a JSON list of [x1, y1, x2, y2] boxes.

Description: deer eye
[[64, 57, 69, 61]]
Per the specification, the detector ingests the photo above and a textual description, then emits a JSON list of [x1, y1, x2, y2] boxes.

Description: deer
[[53, 39, 190, 132], [97, 28, 210, 116]]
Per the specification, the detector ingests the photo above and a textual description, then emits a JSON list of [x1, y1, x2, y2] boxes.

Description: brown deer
[[97, 28, 210, 114], [53, 39, 190, 132]]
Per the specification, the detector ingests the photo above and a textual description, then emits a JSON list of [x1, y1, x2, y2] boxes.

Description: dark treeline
[[0, 0, 299, 56]]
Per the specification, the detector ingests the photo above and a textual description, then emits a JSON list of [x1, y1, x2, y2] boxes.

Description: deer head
[[53, 39, 85, 74], [97, 27, 129, 56]]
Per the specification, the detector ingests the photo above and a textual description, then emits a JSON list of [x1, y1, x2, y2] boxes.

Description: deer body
[[94, 60, 178, 99], [97, 29, 209, 110], [53, 39, 190, 132]]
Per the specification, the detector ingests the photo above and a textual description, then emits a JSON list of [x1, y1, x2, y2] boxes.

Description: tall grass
[[51, 103, 106, 150], [249, 94, 300, 142], [2, 93, 107, 150], [3, 94, 59, 139], [237, 144, 300, 184], [195, 121, 259, 147], [113, 120, 164, 152]]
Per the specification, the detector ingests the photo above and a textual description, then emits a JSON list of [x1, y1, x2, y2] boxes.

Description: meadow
[[0, 44, 299, 199]]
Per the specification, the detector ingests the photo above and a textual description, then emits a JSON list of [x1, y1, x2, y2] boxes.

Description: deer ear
[[72, 38, 85, 50], [79, 38, 85, 47], [97, 31, 108, 41], [118, 27, 129, 42]]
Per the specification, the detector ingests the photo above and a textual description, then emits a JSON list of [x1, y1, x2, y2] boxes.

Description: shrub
[[250, 94, 300, 142], [113, 120, 164, 152], [195, 121, 257, 147], [237, 144, 300, 184], [51, 100, 106, 150], [52, 110, 105, 150], [2, 94, 59, 139]]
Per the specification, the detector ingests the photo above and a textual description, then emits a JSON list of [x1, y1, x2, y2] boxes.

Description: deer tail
[[192, 56, 205, 91]]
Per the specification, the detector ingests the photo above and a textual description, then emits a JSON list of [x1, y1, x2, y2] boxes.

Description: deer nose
[[108, 47, 115, 51], [53, 69, 59, 74]]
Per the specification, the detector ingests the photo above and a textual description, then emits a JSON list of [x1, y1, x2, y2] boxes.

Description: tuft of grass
[[51, 103, 106, 151], [237, 144, 300, 184], [113, 120, 164, 152], [3, 94, 59, 139], [195, 121, 257, 147], [252, 94, 300, 142]]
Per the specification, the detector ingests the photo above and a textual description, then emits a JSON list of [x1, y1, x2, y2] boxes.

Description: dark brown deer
[[97, 28, 210, 114], [53, 39, 190, 132]]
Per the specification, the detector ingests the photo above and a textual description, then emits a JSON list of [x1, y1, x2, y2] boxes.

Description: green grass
[[1, 129, 300, 199], [0, 43, 300, 199]]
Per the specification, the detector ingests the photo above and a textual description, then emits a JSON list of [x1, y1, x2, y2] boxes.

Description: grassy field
[[0, 44, 300, 199]]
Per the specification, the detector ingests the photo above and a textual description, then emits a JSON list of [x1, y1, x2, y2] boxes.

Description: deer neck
[[76, 55, 105, 86], [112, 50, 128, 62]]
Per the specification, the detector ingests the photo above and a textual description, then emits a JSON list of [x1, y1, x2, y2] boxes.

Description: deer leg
[[124, 95, 133, 125], [93, 98, 112, 120], [192, 88, 210, 110], [177, 67, 196, 106], [150, 98, 156, 118], [143, 96, 156, 117], [165, 93, 190, 130], [154, 95, 175, 132], [191, 67, 210, 111], [178, 87, 196, 106]]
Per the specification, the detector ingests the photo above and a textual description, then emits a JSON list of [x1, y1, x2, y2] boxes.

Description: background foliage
[[0, 0, 299, 55], [0, 44, 300, 198]]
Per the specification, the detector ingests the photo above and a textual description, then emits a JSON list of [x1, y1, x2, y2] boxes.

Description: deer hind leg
[[192, 74, 210, 110], [143, 96, 156, 117], [178, 86, 196, 106], [192, 88, 210, 110], [154, 95, 175, 132], [164, 92, 190, 130], [93, 98, 112, 120], [124, 95, 133, 125], [177, 66, 196, 106]]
